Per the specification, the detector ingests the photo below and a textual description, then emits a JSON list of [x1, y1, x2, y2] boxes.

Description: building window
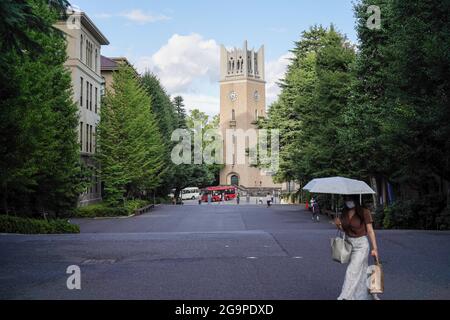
[[80, 77, 83, 107], [89, 43, 93, 68], [80, 35, 83, 61], [86, 123, 89, 152], [101, 78, 106, 96], [89, 125, 93, 153], [232, 109, 235, 121], [95, 48, 98, 72], [95, 87, 98, 113], [80, 122, 83, 151], [90, 83, 93, 110], [86, 81, 89, 109], [85, 39, 89, 67], [94, 127, 96, 153]]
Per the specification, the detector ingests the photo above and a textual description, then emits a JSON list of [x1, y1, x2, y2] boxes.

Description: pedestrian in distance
[[311, 198, 320, 222], [334, 195, 380, 300], [266, 193, 272, 207], [236, 193, 240, 205], [207, 193, 212, 205]]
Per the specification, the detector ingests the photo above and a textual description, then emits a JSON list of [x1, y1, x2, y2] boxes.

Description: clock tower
[[219, 41, 281, 191]]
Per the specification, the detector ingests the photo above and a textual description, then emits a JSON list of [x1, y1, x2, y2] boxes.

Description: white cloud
[[265, 52, 294, 105], [175, 93, 220, 118], [134, 33, 292, 115], [121, 10, 170, 24], [136, 33, 220, 93]]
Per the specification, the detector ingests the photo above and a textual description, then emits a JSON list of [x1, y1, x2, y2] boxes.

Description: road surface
[[1, 204, 449, 299]]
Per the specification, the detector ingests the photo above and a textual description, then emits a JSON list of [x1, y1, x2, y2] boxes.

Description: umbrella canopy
[[303, 179, 318, 191], [302, 177, 375, 195]]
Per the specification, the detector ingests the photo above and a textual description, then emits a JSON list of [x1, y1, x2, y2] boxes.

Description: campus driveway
[[1, 204, 449, 299]]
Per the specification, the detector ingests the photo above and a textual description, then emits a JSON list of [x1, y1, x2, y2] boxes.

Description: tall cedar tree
[[140, 72, 179, 197], [0, 0, 85, 216], [265, 26, 355, 183], [97, 65, 165, 205]]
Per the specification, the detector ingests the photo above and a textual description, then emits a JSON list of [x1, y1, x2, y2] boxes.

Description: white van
[[181, 187, 200, 200]]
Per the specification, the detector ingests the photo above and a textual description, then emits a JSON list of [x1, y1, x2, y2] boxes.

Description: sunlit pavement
[[1, 204, 449, 300]]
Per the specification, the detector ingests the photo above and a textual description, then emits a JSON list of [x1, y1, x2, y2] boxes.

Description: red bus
[[201, 186, 238, 202]]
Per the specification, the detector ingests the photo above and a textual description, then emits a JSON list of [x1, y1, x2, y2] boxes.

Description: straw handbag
[[369, 257, 384, 295]]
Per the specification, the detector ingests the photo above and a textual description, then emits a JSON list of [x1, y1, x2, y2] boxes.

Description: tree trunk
[[381, 177, 388, 208], [370, 176, 378, 209]]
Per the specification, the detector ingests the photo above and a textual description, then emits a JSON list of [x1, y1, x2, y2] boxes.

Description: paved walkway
[[1, 205, 449, 299]]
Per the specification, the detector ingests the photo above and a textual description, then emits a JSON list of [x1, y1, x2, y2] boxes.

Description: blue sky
[[71, 0, 357, 116]]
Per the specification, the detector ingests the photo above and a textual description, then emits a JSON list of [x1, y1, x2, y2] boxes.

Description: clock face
[[229, 91, 238, 102], [254, 90, 260, 101]]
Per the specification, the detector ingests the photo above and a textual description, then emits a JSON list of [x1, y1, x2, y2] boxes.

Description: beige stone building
[[219, 41, 283, 193], [100, 56, 135, 91], [55, 11, 109, 206]]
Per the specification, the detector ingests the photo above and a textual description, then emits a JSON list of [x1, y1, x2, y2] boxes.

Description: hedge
[[73, 199, 151, 218], [0, 215, 80, 234]]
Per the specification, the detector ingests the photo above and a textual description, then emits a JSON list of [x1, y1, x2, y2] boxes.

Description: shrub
[[124, 199, 150, 213], [0, 215, 80, 234], [73, 203, 129, 218], [73, 200, 151, 218], [382, 195, 447, 230]]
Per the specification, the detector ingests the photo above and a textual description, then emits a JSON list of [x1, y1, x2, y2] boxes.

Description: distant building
[[100, 56, 136, 92], [55, 11, 109, 206], [219, 41, 282, 193], [219, 41, 299, 195]]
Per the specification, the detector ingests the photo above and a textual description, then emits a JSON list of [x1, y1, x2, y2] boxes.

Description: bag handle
[[335, 229, 346, 241], [373, 256, 381, 266]]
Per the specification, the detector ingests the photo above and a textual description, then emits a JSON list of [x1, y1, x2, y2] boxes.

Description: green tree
[[169, 108, 218, 202], [140, 72, 179, 197], [141, 72, 178, 139], [0, 0, 85, 216], [0, 0, 70, 58], [264, 25, 355, 184], [97, 65, 165, 206], [173, 96, 187, 128]]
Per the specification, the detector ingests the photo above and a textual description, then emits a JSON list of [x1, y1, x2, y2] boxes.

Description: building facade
[[55, 12, 109, 206], [219, 41, 282, 192], [101, 56, 135, 91]]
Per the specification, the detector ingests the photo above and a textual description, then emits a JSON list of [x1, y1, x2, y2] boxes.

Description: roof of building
[[101, 56, 137, 73], [78, 12, 109, 45], [56, 11, 109, 45], [100, 56, 117, 70]]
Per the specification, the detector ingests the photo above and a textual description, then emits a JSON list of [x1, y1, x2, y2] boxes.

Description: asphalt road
[[1, 204, 449, 300]]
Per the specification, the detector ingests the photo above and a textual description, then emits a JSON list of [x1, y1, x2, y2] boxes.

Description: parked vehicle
[[181, 187, 201, 200], [201, 186, 238, 202]]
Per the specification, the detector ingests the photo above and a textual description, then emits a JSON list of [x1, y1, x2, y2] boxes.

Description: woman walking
[[334, 195, 380, 300]]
